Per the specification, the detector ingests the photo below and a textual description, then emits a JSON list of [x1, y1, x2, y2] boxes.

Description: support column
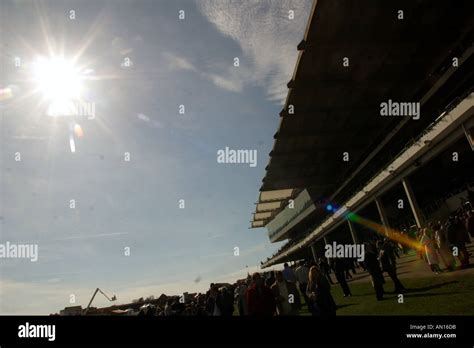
[[462, 123, 474, 151], [323, 236, 330, 262], [347, 220, 359, 244], [402, 177, 425, 228], [375, 197, 390, 236], [310, 243, 318, 262]]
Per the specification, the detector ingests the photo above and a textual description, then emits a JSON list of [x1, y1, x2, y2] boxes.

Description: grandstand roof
[[251, 0, 474, 228]]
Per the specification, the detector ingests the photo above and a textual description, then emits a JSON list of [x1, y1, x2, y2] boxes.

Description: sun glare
[[33, 56, 83, 103]]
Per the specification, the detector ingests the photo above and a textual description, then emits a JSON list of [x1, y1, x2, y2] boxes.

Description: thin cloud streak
[[163, 51, 243, 93], [197, 0, 312, 103], [53, 232, 129, 241]]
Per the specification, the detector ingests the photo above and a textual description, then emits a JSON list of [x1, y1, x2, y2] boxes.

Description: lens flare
[[346, 211, 423, 251], [74, 124, 84, 138], [323, 199, 423, 251], [0, 87, 14, 101], [33, 56, 83, 101]]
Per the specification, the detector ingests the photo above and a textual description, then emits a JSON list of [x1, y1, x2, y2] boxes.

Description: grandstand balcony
[[266, 189, 316, 242]]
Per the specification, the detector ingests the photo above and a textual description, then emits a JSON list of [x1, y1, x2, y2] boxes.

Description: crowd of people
[[132, 208, 472, 316], [134, 245, 403, 317], [126, 194, 474, 317], [416, 207, 473, 273]]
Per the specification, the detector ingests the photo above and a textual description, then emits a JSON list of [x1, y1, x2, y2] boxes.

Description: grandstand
[[250, 0, 474, 268]]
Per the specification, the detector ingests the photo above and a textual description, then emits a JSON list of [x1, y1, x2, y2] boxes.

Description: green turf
[[298, 273, 474, 315]]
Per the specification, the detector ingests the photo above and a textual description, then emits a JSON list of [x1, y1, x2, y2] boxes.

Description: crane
[[84, 288, 117, 314]]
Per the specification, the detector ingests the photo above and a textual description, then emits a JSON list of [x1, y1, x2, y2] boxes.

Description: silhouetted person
[[216, 287, 234, 316], [205, 286, 221, 316], [282, 263, 297, 283], [332, 258, 352, 297], [265, 271, 275, 288], [318, 258, 334, 284], [468, 186, 474, 207], [294, 261, 310, 310], [306, 266, 336, 316], [344, 259, 353, 279], [378, 240, 406, 293], [246, 273, 275, 316], [270, 271, 301, 315], [465, 210, 474, 239], [420, 228, 442, 273], [364, 243, 384, 301], [446, 215, 470, 268], [434, 222, 455, 271], [234, 281, 248, 316]]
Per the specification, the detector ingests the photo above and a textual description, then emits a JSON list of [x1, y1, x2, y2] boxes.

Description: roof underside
[[251, 0, 474, 228]]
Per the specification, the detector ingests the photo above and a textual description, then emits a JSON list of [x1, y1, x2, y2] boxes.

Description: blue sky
[[0, 0, 312, 314]]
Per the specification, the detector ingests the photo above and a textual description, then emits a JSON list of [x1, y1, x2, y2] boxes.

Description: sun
[[32, 56, 83, 104]]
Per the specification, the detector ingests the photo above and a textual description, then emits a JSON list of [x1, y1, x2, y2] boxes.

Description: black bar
[[0, 316, 473, 345]]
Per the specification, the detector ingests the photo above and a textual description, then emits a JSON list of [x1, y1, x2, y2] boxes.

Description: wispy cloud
[[53, 232, 128, 241], [241, 242, 272, 256], [199, 251, 230, 259], [136, 113, 150, 122], [111, 36, 134, 56], [199, 242, 271, 259], [207, 233, 225, 239], [207, 72, 243, 93], [163, 51, 243, 93], [197, 0, 312, 103], [136, 113, 163, 128], [163, 52, 197, 72], [11, 134, 49, 140]]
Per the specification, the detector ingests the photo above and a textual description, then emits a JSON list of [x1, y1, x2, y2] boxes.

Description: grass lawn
[[299, 273, 474, 315]]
